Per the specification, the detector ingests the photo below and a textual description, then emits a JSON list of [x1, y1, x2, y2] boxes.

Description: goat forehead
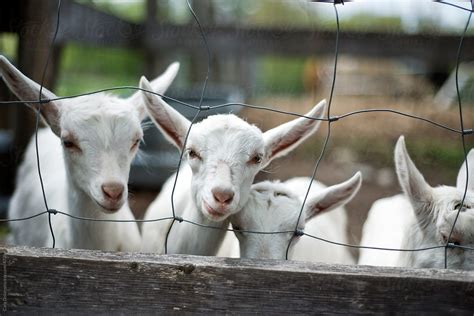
[[195, 114, 261, 132], [242, 189, 301, 229], [433, 186, 474, 206], [190, 127, 264, 158], [192, 115, 263, 144], [61, 95, 141, 142]]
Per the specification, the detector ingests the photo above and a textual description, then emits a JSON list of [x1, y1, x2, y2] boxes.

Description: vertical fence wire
[[444, 1, 473, 269], [163, 0, 212, 254], [285, 1, 341, 260], [35, 0, 63, 248]]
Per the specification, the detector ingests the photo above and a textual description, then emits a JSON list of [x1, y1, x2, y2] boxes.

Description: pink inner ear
[[148, 106, 185, 148], [270, 121, 314, 158]]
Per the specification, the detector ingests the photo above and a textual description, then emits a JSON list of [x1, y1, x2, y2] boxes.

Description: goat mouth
[[94, 199, 122, 213], [203, 201, 229, 220], [441, 232, 462, 246]]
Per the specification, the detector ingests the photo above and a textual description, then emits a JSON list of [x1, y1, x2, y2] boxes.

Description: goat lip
[[203, 201, 229, 218], [441, 231, 462, 246], [94, 199, 122, 213]]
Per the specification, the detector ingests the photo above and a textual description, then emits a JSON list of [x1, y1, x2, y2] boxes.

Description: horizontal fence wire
[[0, 0, 472, 269]]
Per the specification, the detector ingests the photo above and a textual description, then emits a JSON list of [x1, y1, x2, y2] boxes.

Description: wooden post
[[144, 0, 159, 79], [1, 246, 473, 313], [13, 0, 62, 158]]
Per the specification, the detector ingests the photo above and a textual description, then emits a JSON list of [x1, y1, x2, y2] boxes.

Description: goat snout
[[212, 188, 234, 205], [441, 231, 462, 246], [102, 182, 124, 201]]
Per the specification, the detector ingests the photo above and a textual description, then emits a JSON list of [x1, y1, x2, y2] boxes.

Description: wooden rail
[[55, 1, 474, 68], [1, 246, 473, 313], [2, 0, 474, 68]]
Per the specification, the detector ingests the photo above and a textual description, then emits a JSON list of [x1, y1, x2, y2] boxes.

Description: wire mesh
[[0, 0, 472, 270]]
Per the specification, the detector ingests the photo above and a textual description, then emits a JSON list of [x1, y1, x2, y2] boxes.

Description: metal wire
[[164, 0, 212, 254], [2, 98, 464, 133], [285, 1, 341, 260], [444, 1, 473, 269], [34, 0, 62, 248], [0, 0, 473, 267], [436, 0, 474, 13]]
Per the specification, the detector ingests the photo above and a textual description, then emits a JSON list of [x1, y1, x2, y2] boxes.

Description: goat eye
[[232, 224, 242, 233], [131, 139, 140, 151], [454, 203, 471, 211], [62, 140, 78, 150], [187, 149, 201, 160], [275, 191, 288, 197], [249, 153, 263, 165]]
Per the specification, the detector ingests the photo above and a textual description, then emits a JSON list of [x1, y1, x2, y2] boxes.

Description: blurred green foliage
[[0, 34, 17, 61], [0, 223, 9, 239], [76, 0, 146, 22], [257, 57, 306, 95], [56, 44, 144, 97]]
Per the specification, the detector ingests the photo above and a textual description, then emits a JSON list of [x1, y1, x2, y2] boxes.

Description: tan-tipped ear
[[457, 149, 474, 192], [262, 99, 326, 167], [140, 76, 191, 150], [0, 55, 61, 135], [304, 171, 362, 221], [394, 136, 433, 209], [130, 61, 180, 121]]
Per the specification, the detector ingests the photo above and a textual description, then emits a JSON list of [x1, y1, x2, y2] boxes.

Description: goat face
[[231, 173, 362, 259], [395, 136, 474, 269], [186, 115, 265, 221], [0, 56, 179, 214], [141, 75, 327, 222], [60, 95, 143, 212], [231, 182, 302, 259]]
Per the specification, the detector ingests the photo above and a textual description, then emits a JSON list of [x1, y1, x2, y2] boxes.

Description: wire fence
[[0, 0, 473, 270]]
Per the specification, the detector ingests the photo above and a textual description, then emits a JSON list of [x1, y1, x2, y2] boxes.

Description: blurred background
[[0, 0, 473, 248]]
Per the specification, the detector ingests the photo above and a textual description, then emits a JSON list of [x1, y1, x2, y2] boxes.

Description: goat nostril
[[212, 189, 234, 205], [101, 183, 124, 200]]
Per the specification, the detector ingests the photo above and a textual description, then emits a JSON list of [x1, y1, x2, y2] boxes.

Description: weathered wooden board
[[0, 246, 473, 313]]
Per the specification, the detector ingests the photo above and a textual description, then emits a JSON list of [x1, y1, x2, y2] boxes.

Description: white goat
[[359, 136, 474, 269], [1, 55, 179, 251], [140, 76, 326, 255], [226, 172, 361, 263]]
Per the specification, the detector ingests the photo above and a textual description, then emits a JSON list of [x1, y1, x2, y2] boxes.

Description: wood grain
[[1, 246, 473, 313]]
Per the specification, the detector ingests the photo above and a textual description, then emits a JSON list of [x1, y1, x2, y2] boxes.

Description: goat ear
[[394, 136, 433, 209], [304, 171, 362, 221], [0, 55, 61, 136], [456, 149, 474, 192], [129, 62, 180, 121], [140, 76, 191, 150], [262, 99, 325, 167]]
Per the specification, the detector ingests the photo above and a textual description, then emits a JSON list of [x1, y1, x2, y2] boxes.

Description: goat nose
[[102, 182, 124, 200], [212, 188, 234, 205]]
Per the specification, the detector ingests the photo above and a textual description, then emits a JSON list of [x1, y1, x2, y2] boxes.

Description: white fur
[[2, 55, 179, 251], [140, 76, 326, 255], [359, 136, 474, 269], [225, 173, 361, 264]]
